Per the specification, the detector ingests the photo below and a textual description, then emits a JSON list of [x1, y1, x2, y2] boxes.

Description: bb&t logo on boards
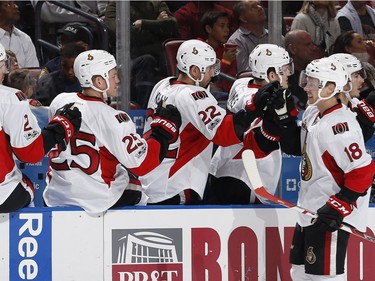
[[112, 229, 183, 281]]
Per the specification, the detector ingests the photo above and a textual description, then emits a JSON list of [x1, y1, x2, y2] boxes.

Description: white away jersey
[[0, 85, 44, 204], [43, 93, 159, 214], [298, 104, 375, 231], [140, 77, 240, 203], [210, 78, 282, 201]]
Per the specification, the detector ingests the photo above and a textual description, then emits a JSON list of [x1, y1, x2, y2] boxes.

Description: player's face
[[303, 76, 321, 103], [350, 71, 365, 98], [106, 68, 120, 97]]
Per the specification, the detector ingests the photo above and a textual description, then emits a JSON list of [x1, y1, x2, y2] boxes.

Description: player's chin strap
[[308, 85, 340, 106], [91, 77, 110, 101]]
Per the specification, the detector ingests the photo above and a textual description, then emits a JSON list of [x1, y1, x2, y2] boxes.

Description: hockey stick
[[241, 149, 375, 244]]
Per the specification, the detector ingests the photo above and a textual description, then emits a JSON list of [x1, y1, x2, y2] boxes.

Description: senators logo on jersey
[[15, 91, 27, 101], [192, 91, 208, 101], [115, 113, 130, 123], [332, 122, 349, 135]]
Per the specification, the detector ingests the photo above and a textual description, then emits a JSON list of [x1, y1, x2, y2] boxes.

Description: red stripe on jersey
[[130, 138, 162, 176], [344, 161, 375, 193], [12, 134, 45, 163], [169, 123, 210, 177], [212, 114, 241, 146], [0, 129, 16, 183], [322, 151, 375, 193], [99, 146, 119, 187], [233, 130, 268, 159], [321, 151, 344, 187], [324, 232, 332, 275]]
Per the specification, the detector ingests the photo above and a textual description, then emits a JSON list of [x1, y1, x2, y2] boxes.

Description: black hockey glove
[[245, 81, 282, 117], [150, 101, 181, 144], [356, 91, 375, 127], [271, 89, 299, 126], [313, 188, 363, 232], [43, 103, 82, 152]]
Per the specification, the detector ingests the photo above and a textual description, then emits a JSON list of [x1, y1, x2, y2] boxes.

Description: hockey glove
[[43, 103, 82, 151], [272, 89, 299, 126], [245, 81, 281, 117], [150, 101, 181, 144], [356, 91, 375, 127], [313, 188, 363, 232]]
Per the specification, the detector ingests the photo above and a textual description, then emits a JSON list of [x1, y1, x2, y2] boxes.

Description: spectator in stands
[[43, 22, 92, 74], [291, 1, 340, 57], [227, 0, 269, 73], [337, 0, 375, 41], [331, 30, 375, 99], [200, 10, 237, 101], [285, 29, 322, 110], [331, 30, 369, 59], [31, 1, 107, 23], [6, 50, 19, 72], [7, 68, 41, 106], [0, 1, 39, 67], [105, 1, 178, 108], [36, 43, 85, 106], [173, 1, 236, 39]]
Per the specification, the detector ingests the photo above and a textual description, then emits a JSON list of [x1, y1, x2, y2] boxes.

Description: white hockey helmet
[[176, 39, 220, 85], [329, 53, 366, 100], [74, 49, 117, 99], [300, 57, 349, 105], [329, 53, 365, 80], [249, 43, 294, 81]]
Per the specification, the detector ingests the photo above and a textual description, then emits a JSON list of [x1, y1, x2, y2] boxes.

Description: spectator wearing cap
[[36, 42, 85, 106], [43, 23, 91, 74], [0, 1, 39, 67]]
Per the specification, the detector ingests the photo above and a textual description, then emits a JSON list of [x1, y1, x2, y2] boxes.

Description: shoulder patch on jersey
[[115, 113, 130, 123], [191, 90, 208, 100], [332, 122, 349, 135], [15, 91, 27, 101]]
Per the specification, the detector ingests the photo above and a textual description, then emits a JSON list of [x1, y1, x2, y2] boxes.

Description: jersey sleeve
[[95, 109, 162, 176], [226, 78, 255, 113], [2, 95, 44, 163], [322, 118, 375, 194]]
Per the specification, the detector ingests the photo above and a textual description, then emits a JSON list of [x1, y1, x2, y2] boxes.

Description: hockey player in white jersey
[[43, 50, 182, 214], [0, 42, 82, 212], [288, 58, 375, 280], [329, 53, 375, 141], [209, 43, 298, 204], [141, 39, 266, 204]]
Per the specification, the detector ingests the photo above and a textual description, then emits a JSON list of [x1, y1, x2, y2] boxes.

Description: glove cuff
[[260, 122, 280, 142], [356, 100, 375, 125], [49, 115, 74, 143], [150, 117, 179, 143], [327, 194, 353, 217]]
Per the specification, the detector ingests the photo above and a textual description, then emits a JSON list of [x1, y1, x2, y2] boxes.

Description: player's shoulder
[[0, 85, 27, 103]]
